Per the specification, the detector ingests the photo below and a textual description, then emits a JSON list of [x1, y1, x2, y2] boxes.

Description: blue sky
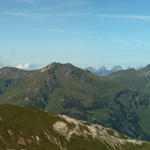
[[1, 0, 150, 69]]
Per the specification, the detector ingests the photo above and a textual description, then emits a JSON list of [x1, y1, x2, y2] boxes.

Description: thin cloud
[[113, 39, 130, 45], [83, 31, 103, 41], [48, 29, 67, 33], [6, 11, 33, 17], [5, 11, 92, 18], [5, 11, 150, 20], [40, 0, 89, 11], [134, 40, 143, 44], [87, 35, 102, 41], [111, 35, 129, 44], [111, 35, 143, 45], [47, 28, 103, 41], [13, 0, 35, 4], [40, 12, 92, 17], [97, 14, 150, 20]]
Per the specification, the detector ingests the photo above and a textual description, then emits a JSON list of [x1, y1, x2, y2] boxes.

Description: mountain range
[[85, 66, 123, 76], [1, 63, 150, 142], [0, 104, 150, 150]]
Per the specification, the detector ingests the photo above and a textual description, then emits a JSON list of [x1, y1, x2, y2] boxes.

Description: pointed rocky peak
[[136, 66, 144, 70], [40, 62, 75, 76], [97, 66, 107, 72], [111, 66, 123, 72]]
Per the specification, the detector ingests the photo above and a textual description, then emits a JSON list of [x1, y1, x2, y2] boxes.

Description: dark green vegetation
[[0, 104, 150, 150], [1, 63, 150, 141], [106, 64, 150, 139]]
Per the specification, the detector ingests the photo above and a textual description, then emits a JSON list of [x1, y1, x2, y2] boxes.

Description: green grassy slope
[[107, 65, 150, 94], [0, 104, 150, 150], [107, 69, 150, 92], [0, 63, 150, 141], [0, 67, 37, 95], [106, 66, 150, 140]]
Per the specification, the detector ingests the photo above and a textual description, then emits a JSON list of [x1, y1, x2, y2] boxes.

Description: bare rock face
[[41, 62, 58, 73], [18, 137, 26, 146], [53, 115, 143, 149]]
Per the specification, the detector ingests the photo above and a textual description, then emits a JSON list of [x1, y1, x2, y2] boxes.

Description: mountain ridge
[[0, 104, 149, 150]]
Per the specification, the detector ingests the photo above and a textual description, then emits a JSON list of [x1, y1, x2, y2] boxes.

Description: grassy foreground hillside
[[0, 104, 150, 150], [1, 63, 150, 140]]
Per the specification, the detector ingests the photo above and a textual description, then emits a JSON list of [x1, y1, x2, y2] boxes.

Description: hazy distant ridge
[[85, 66, 123, 76]]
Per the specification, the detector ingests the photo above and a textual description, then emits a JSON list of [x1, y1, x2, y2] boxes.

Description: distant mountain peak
[[86, 65, 123, 76], [98, 66, 107, 71], [111, 66, 123, 71]]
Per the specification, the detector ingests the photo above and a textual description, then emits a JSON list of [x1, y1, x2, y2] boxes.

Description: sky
[[1, 0, 150, 69]]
